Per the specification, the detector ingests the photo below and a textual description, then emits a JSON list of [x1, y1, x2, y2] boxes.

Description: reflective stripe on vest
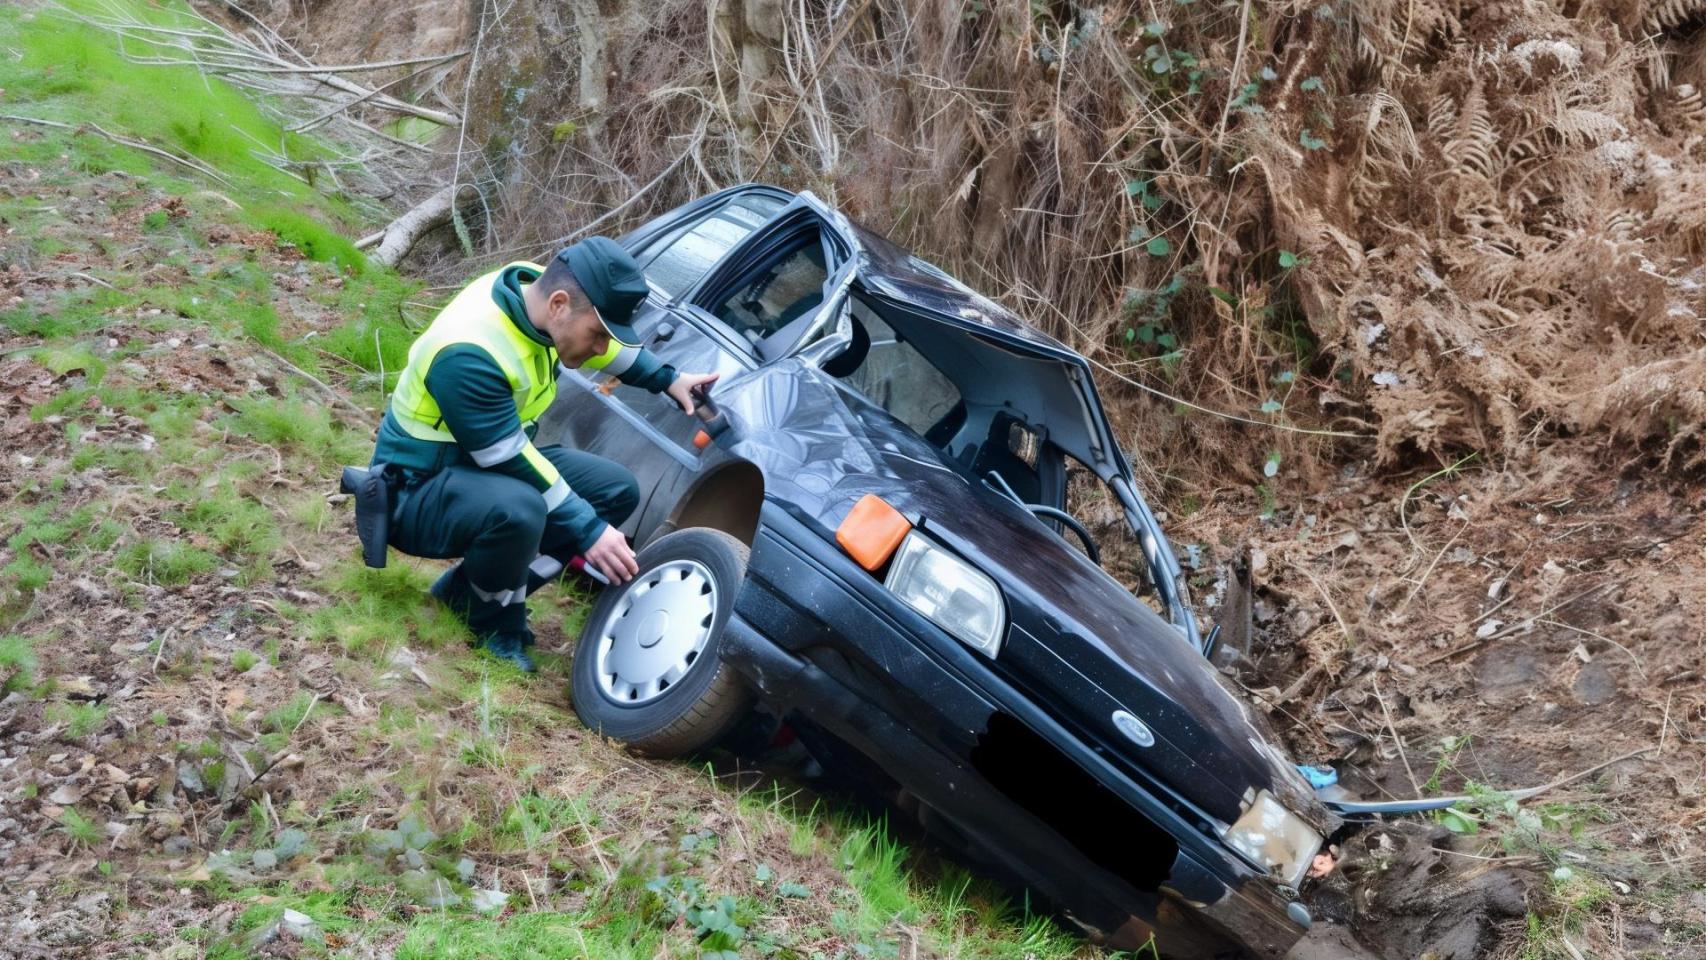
[[581, 340, 642, 377], [390, 262, 557, 444]]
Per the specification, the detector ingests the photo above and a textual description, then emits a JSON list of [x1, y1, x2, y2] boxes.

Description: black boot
[[480, 631, 537, 673], [429, 564, 475, 626]]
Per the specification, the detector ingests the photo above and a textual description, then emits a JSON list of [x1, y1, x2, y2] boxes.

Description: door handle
[[651, 321, 676, 344]]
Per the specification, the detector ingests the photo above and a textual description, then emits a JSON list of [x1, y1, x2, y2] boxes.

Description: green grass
[[222, 395, 369, 468], [250, 206, 367, 272], [116, 538, 218, 586], [0, 1, 355, 216], [307, 562, 468, 658], [59, 807, 104, 848], [0, 634, 40, 692], [47, 701, 109, 738], [397, 911, 667, 960], [175, 480, 282, 580]]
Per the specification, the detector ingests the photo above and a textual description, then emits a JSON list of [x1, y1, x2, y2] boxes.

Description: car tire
[[570, 527, 753, 757]]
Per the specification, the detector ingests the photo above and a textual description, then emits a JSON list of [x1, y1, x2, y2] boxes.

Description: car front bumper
[[719, 504, 1311, 958]]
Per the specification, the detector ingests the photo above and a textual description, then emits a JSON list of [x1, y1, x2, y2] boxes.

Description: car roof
[[706, 184, 1085, 363]]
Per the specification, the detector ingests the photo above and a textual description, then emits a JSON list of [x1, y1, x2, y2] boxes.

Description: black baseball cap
[[556, 236, 649, 347]]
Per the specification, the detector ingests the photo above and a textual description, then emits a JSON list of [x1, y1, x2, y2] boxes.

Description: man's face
[[546, 290, 611, 366]]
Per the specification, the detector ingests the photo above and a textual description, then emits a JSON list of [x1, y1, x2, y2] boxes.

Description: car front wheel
[[570, 527, 753, 757]]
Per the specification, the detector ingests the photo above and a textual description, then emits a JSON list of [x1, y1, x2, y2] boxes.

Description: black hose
[[1023, 505, 1100, 564]]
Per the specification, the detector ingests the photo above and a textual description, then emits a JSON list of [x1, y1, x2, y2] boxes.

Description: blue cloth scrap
[[1297, 764, 1339, 789]]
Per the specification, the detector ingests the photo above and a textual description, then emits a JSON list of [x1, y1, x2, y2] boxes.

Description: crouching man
[[367, 237, 716, 671]]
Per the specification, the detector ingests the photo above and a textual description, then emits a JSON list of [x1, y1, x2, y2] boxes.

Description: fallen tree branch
[[205, 50, 469, 76], [357, 183, 475, 266], [291, 55, 465, 133]]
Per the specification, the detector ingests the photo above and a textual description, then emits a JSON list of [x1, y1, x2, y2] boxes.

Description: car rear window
[[637, 195, 786, 298]]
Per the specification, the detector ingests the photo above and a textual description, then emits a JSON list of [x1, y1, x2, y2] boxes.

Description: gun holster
[[340, 464, 398, 569]]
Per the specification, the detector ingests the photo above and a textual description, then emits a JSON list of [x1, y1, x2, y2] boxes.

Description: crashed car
[[542, 185, 1341, 957]]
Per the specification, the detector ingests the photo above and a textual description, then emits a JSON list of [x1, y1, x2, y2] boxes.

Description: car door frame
[[672, 191, 859, 359]]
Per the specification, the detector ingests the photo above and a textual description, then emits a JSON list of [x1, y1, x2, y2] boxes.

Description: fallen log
[[357, 184, 471, 267]]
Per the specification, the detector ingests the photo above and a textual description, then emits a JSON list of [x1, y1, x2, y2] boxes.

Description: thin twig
[[1399, 453, 1478, 553], [257, 348, 371, 421], [1297, 564, 1354, 646], [1423, 579, 1622, 665], [206, 50, 469, 76], [1537, 618, 1648, 680], [1, 114, 231, 184], [1394, 521, 1467, 616], [289, 53, 466, 132], [1373, 677, 1422, 798], [523, 120, 708, 255], [1212, 0, 1254, 148], [290, 692, 322, 735], [751, 0, 874, 177], [66, 271, 116, 289], [1088, 354, 1372, 438], [151, 628, 173, 674]]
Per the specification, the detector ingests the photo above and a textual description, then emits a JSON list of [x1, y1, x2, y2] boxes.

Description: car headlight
[[884, 531, 1005, 657], [1222, 790, 1323, 889]]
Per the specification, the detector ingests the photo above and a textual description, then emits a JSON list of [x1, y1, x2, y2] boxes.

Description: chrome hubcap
[[593, 559, 717, 705]]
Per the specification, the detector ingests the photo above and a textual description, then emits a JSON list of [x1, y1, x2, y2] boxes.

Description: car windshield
[[837, 294, 961, 437]]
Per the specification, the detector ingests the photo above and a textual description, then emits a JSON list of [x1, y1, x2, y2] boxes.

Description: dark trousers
[[389, 445, 640, 635]]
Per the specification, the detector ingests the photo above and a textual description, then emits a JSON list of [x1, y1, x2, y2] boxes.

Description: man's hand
[[665, 372, 720, 414], [585, 524, 638, 584]]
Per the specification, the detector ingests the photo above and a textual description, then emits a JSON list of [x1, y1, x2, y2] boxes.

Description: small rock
[[163, 835, 193, 855], [471, 888, 509, 913], [1572, 661, 1618, 706], [57, 676, 102, 699], [73, 891, 110, 917], [47, 784, 82, 805], [278, 907, 320, 941]]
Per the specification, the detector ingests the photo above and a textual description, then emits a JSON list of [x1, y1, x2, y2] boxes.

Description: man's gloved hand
[[665, 372, 720, 414], [585, 524, 639, 584]]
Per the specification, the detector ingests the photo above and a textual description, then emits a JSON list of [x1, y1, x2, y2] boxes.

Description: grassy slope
[[0, 5, 1107, 958]]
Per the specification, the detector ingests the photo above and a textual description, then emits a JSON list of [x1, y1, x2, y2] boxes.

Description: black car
[[542, 185, 1340, 958]]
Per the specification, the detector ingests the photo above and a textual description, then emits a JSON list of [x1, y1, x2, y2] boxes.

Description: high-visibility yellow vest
[[389, 263, 558, 443]]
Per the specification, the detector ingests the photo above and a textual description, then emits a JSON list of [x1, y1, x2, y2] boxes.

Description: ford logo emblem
[[1112, 710, 1155, 748]]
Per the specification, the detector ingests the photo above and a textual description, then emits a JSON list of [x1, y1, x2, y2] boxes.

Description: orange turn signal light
[[836, 494, 912, 571], [693, 430, 712, 449]]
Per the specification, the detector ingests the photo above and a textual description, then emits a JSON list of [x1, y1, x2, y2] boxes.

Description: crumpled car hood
[[717, 361, 1325, 829]]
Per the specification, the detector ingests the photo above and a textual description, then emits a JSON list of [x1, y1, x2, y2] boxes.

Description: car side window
[[709, 234, 829, 347], [636, 195, 785, 299]]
